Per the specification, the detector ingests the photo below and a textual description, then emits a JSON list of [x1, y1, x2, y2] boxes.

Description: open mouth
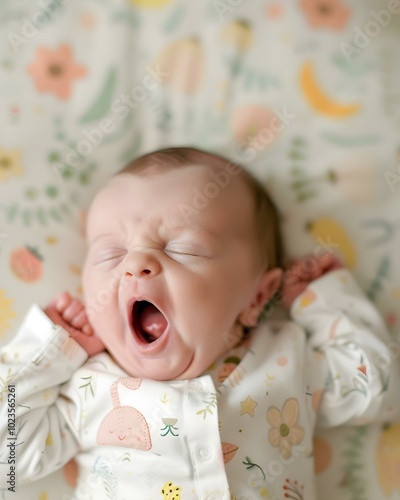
[[132, 300, 168, 344]]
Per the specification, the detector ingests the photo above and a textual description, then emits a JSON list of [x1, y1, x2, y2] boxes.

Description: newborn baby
[[45, 147, 285, 380]]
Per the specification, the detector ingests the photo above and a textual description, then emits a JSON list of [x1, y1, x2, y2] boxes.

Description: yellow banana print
[[300, 61, 361, 118], [306, 217, 357, 269], [129, 0, 173, 7]]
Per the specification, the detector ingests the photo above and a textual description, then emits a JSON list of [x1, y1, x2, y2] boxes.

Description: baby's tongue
[[139, 303, 167, 340]]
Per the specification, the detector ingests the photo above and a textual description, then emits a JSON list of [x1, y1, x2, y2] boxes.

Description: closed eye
[[95, 249, 127, 264], [164, 245, 207, 258], [166, 250, 200, 257]]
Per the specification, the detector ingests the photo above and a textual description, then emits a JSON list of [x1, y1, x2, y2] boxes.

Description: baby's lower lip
[[133, 326, 170, 353], [129, 307, 170, 354]]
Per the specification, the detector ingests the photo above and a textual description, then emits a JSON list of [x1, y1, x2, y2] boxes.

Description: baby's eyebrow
[[167, 224, 219, 241], [88, 232, 116, 246]]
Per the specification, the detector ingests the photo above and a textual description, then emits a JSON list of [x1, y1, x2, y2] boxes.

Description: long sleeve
[[0, 305, 88, 488], [290, 269, 400, 428]]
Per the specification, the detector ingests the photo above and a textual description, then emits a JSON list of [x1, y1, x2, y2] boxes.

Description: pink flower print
[[299, 0, 351, 31], [27, 45, 86, 100]]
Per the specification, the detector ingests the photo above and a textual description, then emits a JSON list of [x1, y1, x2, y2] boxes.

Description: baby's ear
[[239, 268, 282, 327]]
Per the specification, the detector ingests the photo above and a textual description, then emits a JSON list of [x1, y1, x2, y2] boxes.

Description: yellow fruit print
[[9, 246, 44, 282], [152, 38, 205, 94], [306, 217, 356, 269], [376, 424, 400, 496], [129, 0, 174, 8], [0, 148, 23, 181], [221, 19, 253, 51], [161, 481, 181, 499], [300, 61, 361, 118], [0, 290, 17, 337]]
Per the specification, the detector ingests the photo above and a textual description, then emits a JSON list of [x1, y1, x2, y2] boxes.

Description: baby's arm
[[44, 292, 105, 356], [284, 254, 400, 426], [0, 305, 89, 486]]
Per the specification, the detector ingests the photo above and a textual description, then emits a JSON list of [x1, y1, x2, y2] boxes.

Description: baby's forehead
[[98, 161, 250, 199], [87, 163, 256, 232]]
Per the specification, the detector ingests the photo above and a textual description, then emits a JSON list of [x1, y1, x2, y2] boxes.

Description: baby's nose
[[124, 249, 161, 279]]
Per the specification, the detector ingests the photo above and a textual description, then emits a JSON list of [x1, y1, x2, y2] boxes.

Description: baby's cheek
[[83, 276, 112, 321]]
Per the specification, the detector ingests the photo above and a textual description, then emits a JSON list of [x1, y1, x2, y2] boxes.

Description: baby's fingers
[[61, 298, 85, 323], [70, 309, 93, 335], [53, 291, 74, 311]]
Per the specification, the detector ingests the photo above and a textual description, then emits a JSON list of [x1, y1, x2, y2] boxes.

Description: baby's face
[[82, 164, 278, 380]]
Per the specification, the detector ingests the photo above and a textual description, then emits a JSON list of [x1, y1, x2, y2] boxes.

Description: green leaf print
[[196, 393, 218, 419], [80, 67, 118, 123]]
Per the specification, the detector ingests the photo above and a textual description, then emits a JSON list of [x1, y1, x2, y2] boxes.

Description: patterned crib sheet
[[0, 0, 399, 498]]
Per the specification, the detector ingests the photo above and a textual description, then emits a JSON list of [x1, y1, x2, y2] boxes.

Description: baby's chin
[[109, 350, 199, 381]]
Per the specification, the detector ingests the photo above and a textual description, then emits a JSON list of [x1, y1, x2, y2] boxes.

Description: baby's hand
[[44, 292, 105, 357], [281, 253, 343, 309]]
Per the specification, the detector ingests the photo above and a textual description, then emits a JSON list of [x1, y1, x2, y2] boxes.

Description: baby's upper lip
[[127, 294, 165, 316]]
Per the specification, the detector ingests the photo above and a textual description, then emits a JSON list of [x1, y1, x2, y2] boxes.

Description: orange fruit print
[[9, 246, 43, 282]]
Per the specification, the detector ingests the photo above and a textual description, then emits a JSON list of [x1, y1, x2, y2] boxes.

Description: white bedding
[[1, 1, 399, 498]]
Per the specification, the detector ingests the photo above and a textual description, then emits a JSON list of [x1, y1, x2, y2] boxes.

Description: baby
[[44, 148, 336, 378], [1, 148, 399, 500], [45, 147, 287, 381]]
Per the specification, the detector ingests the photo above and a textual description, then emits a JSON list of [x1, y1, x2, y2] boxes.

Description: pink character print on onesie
[[97, 377, 152, 450]]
